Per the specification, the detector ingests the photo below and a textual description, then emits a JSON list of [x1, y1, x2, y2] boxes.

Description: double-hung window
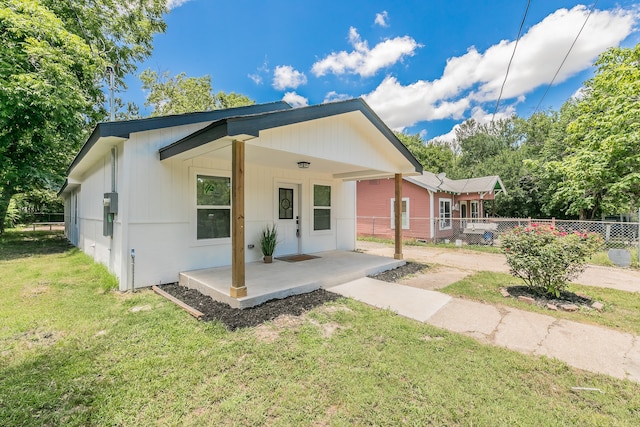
[[470, 201, 479, 220], [390, 198, 410, 229], [196, 175, 231, 239], [313, 184, 331, 231], [439, 198, 452, 230]]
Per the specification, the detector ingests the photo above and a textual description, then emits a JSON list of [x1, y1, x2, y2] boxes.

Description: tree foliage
[[140, 70, 255, 116], [538, 45, 640, 219], [395, 132, 455, 174], [0, 0, 105, 233], [0, 0, 167, 233], [40, 0, 167, 89]]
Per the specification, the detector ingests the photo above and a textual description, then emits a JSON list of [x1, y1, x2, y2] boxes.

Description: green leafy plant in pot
[[260, 223, 278, 263]]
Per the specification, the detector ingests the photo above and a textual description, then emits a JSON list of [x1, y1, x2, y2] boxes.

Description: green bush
[[501, 223, 604, 297], [3, 198, 20, 229]]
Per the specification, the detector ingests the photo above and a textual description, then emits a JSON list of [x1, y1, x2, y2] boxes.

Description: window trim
[[311, 182, 332, 233], [390, 197, 410, 230], [192, 168, 232, 245], [439, 198, 452, 230]]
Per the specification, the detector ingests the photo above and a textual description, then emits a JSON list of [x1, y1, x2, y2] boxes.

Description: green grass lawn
[[441, 271, 640, 336], [2, 231, 640, 426]]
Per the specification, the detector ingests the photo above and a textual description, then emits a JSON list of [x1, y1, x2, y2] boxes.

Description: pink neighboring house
[[357, 171, 506, 241]]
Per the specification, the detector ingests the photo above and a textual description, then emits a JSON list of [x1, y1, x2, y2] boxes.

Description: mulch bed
[[158, 283, 340, 331], [503, 285, 601, 312], [368, 262, 428, 282], [157, 262, 425, 330]]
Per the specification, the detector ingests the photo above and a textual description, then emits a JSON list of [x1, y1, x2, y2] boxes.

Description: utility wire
[[532, 0, 599, 115], [492, 0, 531, 122]]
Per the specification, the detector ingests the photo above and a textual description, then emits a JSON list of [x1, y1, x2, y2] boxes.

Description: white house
[[59, 98, 422, 298]]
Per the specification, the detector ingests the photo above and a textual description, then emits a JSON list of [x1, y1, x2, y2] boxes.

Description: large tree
[[140, 70, 255, 116], [539, 45, 640, 219], [0, 0, 167, 233], [0, 0, 104, 233]]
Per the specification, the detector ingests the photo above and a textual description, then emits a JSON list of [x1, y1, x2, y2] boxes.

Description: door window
[[279, 188, 294, 219]]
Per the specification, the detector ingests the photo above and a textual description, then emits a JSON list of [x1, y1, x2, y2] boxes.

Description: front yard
[[1, 231, 639, 425]]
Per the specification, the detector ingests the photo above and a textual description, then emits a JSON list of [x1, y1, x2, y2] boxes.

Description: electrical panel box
[[103, 192, 118, 237], [103, 192, 118, 214]]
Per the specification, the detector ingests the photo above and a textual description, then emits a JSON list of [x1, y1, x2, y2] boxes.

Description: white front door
[[276, 184, 300, 256]]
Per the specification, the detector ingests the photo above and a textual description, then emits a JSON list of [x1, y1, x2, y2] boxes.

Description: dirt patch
[[4, 329, 61, 355], [157, 283, 341, 331], [22, 283, 51, 298], [254, 314, 306, 342], [398, 266, 471, 290]]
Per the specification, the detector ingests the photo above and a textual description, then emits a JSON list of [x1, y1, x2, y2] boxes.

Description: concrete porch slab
[[179, 250, 404, 309]]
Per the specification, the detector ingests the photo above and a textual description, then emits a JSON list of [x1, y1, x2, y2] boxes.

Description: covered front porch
[[179, 250, 404, 308]]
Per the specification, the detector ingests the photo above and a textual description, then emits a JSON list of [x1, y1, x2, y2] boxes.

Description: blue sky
[[124, 0, 640, 141]]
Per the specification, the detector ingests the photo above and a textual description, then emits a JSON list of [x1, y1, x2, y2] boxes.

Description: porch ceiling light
[[297, 161, 310, 169]]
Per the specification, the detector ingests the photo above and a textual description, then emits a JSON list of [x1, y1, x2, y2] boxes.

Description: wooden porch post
[[230, 139, 247, 298], [394, 173, 403, 260]]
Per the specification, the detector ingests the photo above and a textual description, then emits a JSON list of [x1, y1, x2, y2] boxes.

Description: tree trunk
[[0, 192, 14, 235], [578, 209, 586, 221]]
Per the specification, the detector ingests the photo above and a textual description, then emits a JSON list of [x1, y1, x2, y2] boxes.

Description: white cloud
[[273, 65, 307, 90], [312, 27, 421, 77], [323, 91, 353, 103], [283, 92, 309, 108], [363, 5, 637, 134], [363, 75, 470, 130], [248, 58, 270, 85], [375, 11, 389, 27], [166, 0, 191, 9], [572, 86, 587, 100], [248, 74, 262, 85]]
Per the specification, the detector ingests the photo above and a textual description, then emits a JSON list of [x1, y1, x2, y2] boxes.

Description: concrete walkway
[[329, 277, 640, 383]]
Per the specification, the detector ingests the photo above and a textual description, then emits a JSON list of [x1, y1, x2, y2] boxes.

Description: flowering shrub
[[501, 223, 603, 297]]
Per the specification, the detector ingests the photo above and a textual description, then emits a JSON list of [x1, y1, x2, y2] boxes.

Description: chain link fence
[[357, 216, 640, 251]]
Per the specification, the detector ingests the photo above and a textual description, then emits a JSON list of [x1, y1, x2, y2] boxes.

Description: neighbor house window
[[471, 201, 479, 219], [390, 198, 410, 229], [196, 175, 231, 239], [313, 184, 331, 231], [439, 198, 452, 230]]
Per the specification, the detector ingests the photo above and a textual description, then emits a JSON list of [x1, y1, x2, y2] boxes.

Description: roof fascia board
[[160, 121, 230, 160], [66, 102, 291, 175]]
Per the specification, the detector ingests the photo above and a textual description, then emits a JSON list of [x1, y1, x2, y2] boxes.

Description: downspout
[[429, 190, 435, 241], [111, 147, 117, 193]]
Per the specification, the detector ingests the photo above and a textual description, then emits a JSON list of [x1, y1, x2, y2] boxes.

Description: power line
[[532, 0, 599, 115], [492, 0, 531, 122]]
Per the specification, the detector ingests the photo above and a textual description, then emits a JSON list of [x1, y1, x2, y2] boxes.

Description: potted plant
[[260, 223, 278, 263]]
